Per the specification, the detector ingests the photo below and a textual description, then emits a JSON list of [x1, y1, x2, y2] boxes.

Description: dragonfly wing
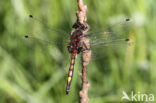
[[85, 18, 133, 41], [23, 34, 69, 48], [89, 35, 133, 61], [28, 15, 70, 34]]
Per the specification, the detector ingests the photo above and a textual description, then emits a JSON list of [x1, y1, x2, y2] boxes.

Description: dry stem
[[76, 0, 91, 103]]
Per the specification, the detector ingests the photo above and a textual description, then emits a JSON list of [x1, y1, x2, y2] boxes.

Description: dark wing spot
[[125, 38, 130, 41], [24, 35, 29, 38], [29, 15, 33, 18], [126, 18, 130, 21]]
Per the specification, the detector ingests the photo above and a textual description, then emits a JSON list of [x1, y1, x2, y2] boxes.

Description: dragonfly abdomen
[[66, 53, 77, 95]]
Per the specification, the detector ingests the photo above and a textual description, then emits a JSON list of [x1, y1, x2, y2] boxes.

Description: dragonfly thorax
[[67, 30, 83, 54]]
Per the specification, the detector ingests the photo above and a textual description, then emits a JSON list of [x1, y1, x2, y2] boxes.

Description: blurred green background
[[0, 0, 156, 103]]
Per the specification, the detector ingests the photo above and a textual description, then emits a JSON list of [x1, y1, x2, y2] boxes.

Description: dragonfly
[[24, 15, 133, 95]]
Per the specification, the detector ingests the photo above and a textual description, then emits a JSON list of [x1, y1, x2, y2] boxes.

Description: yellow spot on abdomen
[[68, 71, 73, 76], [71, 59, 75, 64], [70, 65, 73, 69], [67, 77, 72, 83]]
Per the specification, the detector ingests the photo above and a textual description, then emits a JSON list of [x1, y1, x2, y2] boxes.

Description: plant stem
[[76, 0, 91, 103]]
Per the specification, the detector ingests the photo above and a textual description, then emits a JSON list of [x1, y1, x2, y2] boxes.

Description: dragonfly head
[[72, 21, 90, 31]]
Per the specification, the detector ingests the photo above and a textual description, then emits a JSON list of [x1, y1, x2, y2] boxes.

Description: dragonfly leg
[[81, 41, 90, 51]]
